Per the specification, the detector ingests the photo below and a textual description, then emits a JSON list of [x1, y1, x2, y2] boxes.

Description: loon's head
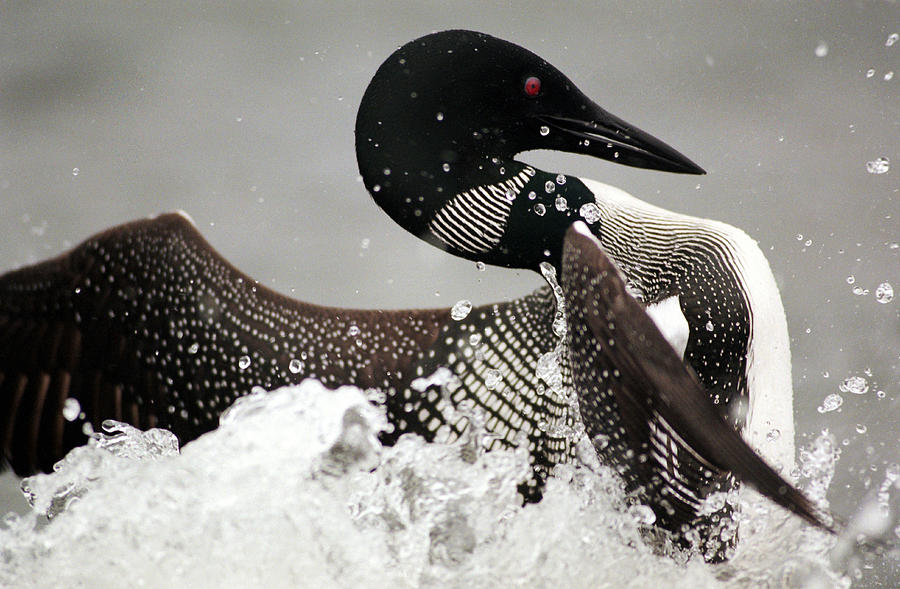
[[356, 30, 703, 270]]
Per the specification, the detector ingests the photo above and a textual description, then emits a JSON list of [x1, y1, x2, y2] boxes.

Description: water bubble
[[382, 168, 391, 176], [888, 33, 900, 47], [846, 275, 856, 285], [705, 321, 715, 332], [817, 393, 843, 413], [885, 71, 894, 81], [484, 369, 502, 390], [442, 163, 450, 172], [556, 174, 566, 185], [289, 359, 303, 374], [544, 180, 556, 194], [866, 68, 876, 78], [539, 125, 550, 136], [504, 188, 516, 201], [866, 156, 890, 174], [579, 203, 601, 224], [855, 424, 868, 434], [475, 261, 486, 272], [554, 196, 568, 211], [876, 390, 886, 399], [435, 112, 444, 121], [527, 190, 536, 200], [451, 299, 473, 320], [187, 342, 200, 354], [72, 167, 80, 176], [238, 355, 251, 370], [852, 286, 868, 296], [62, 398, 81, 422], [347, 324, 360, 337], [766, 429, 781, 443], [360, 238, 370, 250], [533, 203, 546, 216], [814, 41, 828, 57], [840, 375, 869, 395], [875, 282, 894, 303], [468, 333, 482, 346]]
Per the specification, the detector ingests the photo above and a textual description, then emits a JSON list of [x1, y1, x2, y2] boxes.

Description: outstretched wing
[[0, 212, 446, 474], [560, 222, 833, 535]]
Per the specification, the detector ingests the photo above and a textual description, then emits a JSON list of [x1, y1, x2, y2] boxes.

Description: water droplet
[[539, 125, 550, 136], [579, 203, 601, 224], [817, 393, 843, 413], [840, 376, 869, 395], [372, 184, 381, 192], [556, 174, 566, 185], [238, 355, 251, 370], [866, 68, 876, 78], [592, 433, 609, 450], [852, 286, 869, 296], [885, 71, 895, 81], [533, 203, 546, 216], [766, 429, 781, 443], [286, 359, 302, 374], [846, 275, 856, 285], [442, 163, 450, 172], [705, 321, 715, 332], [552, 315, 567, 338], [62, 398, 81, 422], [855, 423, 867, 434], [866, 156, 890, 174], [451, 299, 473, 320], [796, 233, 804, 241], [544, 180, 556, 194], [504, 188, 516, 201], [527, 191, 536, 200], [876, 390, 886, 399], [468, 333, 482, 346], [360, 238, 370, 250], [875, 282, 894, 303], [887, 33, 899, 47], [71, 167, 80, 176], [475, 261, 485, 272], [347, 324, 360, 337], [485, 368, 502, 390], [383, 168, 391, 176], [436, 112, 444, 121], [554, 196, 568, 211], [187, 342, 200, 354], [814, 41, 828, 57]]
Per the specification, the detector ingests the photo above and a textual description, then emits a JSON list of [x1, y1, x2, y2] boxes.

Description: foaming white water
[[0, 381, 847, 588]]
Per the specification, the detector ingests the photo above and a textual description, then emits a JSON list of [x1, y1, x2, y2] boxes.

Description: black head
[[355, 30, 703, 270]]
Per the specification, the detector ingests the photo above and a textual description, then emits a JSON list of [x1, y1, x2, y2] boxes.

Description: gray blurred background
[[1, 0, 898, 581]]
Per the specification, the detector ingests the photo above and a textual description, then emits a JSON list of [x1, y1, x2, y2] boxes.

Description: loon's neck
[[359, 147, 596, 270]]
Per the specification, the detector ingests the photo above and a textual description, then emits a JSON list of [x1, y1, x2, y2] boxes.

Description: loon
[[0, 30, 832, 558]]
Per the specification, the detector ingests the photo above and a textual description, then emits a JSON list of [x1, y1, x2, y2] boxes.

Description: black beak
[[536, 107, 705, 175]]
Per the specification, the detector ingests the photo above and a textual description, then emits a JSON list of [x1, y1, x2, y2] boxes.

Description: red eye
[[523, 76, 541, 97]]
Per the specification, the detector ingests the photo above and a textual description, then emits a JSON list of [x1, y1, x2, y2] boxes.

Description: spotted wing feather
[[561, 223, 833, 534], [0, 213, 446, 474]]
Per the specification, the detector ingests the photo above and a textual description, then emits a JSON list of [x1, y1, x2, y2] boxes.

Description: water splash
[[0, 381, 857, 588]]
